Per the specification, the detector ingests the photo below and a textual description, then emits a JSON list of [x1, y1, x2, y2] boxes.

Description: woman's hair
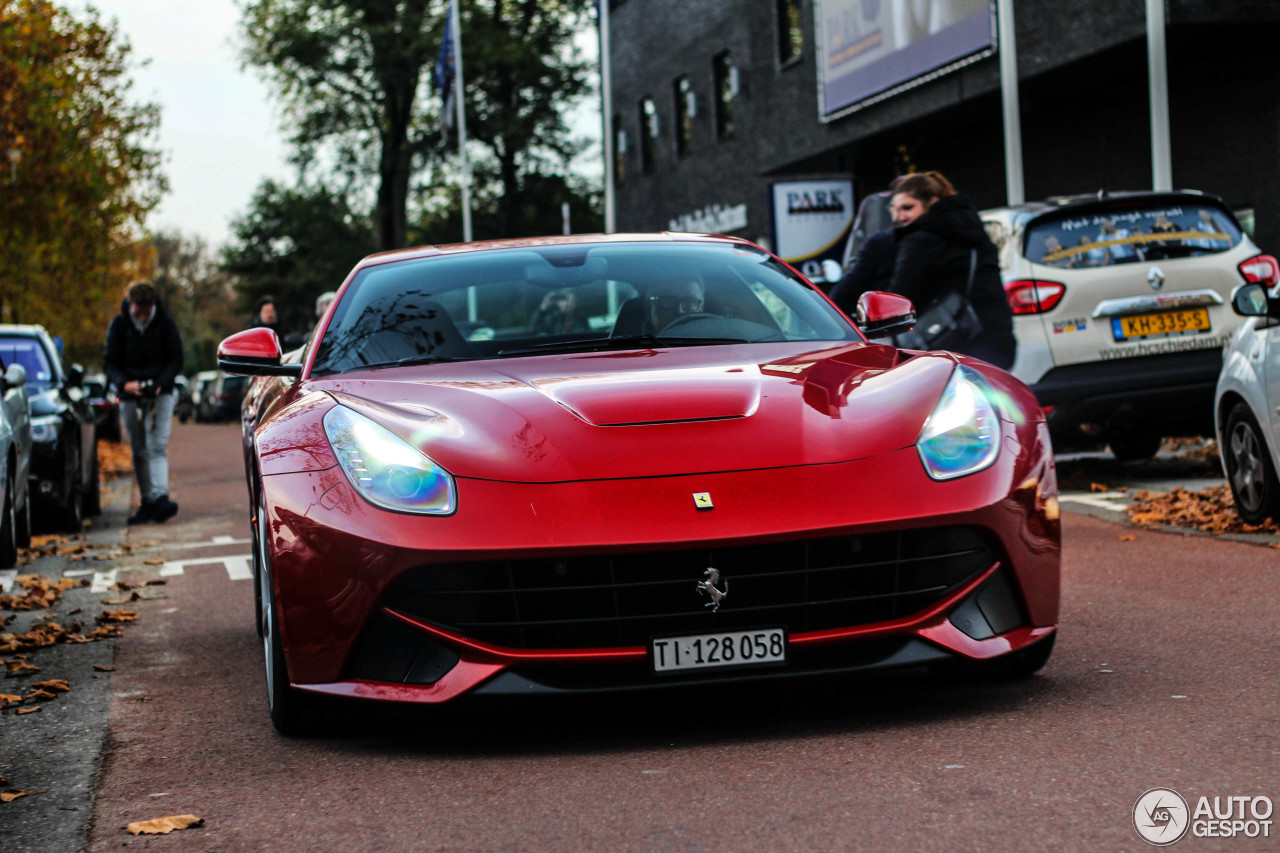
[[892, 171, 956, 204]]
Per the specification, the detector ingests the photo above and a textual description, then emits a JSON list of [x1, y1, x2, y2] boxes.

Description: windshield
[[1025, 202, 1242, 268], [0, 336, 56, 389], [311, 242, 859, 376]]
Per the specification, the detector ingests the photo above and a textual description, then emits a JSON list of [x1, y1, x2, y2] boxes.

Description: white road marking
[[90, 569, 118, 593], [1059, 491, 1131, 512], [63, 569, 94, 578], [0, 569, 15, 593], [143, 535, 251, 553], [159, 554, 253, 582]]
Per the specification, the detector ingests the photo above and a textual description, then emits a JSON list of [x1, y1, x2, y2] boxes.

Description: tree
[[0, 0, 165, 366], [221, 179, 374, 337], [238, 0, 599, 252], [239, 0, 445, 252]]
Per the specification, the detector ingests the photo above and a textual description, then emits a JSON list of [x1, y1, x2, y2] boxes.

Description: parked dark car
[[197, 372, 247, 423], [173, 375, 193, 423], [84, 374, 122, 441], [0, 325, 100, 531]]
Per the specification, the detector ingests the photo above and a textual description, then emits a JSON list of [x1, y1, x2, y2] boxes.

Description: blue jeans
[[121, 392, 176, 504]]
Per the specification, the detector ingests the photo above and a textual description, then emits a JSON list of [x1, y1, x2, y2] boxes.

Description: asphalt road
[[2, 424, 1278, 851]]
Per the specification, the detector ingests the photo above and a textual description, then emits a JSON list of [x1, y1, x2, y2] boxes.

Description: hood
[[905, 193, 990, 249], [310, 342, 959, 483]]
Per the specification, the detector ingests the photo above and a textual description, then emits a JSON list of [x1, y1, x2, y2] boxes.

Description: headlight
[[322, 405, 456, 515], [916, 366, 1001, 480], [30, 414, 61, 444]]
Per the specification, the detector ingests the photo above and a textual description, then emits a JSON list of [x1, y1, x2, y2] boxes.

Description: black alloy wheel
[[0, 471, 17, 568], [1224, 402, 1280, 525]]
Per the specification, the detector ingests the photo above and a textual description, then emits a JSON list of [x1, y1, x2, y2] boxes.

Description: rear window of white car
[[1025, 202, 1242, 268]]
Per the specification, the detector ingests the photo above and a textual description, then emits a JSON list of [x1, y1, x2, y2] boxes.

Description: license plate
[[1111, 308, 1210, 340], [651, 627, 787, 675]]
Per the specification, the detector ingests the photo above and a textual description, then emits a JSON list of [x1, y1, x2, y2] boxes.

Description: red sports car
[[218, 233, 1060, 734]]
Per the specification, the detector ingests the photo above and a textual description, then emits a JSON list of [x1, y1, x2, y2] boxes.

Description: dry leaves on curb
[[1128, 484, 1280, 535], [2, 788, 40, 802], [0, 575, 88, 611], [126, 815, 204, 835]]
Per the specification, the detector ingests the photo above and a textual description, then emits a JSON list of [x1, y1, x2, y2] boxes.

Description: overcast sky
[[81, 0, 290, 250]]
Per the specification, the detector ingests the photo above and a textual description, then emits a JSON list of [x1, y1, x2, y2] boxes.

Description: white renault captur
[[982, 190, 1276, 460], [1215, 283, 1280, 524]]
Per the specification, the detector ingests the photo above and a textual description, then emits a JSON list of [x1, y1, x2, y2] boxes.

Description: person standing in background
[[104, 281, 184, 524]]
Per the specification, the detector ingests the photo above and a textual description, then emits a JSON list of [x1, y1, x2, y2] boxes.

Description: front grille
[[385, 526, 996, 649]]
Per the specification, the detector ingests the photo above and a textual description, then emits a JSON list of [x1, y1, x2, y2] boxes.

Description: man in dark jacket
[[104, 281, 184, 524]]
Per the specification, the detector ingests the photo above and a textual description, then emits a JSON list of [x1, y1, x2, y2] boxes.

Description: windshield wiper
[[497, 335, 750, 357], [356, 354, 472, 370]]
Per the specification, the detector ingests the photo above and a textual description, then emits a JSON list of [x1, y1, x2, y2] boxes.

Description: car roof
[[351, 232, 754, 271], [982, 189, 1230, 222]]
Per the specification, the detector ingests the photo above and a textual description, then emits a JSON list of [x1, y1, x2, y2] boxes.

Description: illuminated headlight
[[916, 366, 1001, 480], [30, 414, 60, 444], [322, 405, 456, 515]]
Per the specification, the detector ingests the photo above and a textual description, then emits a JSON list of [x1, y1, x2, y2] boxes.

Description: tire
[[60, 447, 83, 533], [260, 496, 323, 735], [1109, 433, 1162, 462], [15, 480, 31, 549], [931, 632, 1056, 682], [0, 472, 17, 569], [1224, 402, 1280, 525], [252, 497, 265, 639], [84, 447, 101, 516]]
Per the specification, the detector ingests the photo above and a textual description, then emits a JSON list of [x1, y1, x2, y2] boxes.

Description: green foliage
[[222, 180, 375, 337], [0, 0, 165, 365]]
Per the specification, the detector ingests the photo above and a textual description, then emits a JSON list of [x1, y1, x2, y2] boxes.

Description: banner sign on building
[[768, 179, 854, 284], [816, 0, 995, 120]]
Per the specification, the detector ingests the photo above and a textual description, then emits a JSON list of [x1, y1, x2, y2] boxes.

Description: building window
[[713, 52, 736, 139], [612, 113, 625, 185], [639, 97, 658, 173], [778, 0, 803, 64], [673, 76, 694, 156]]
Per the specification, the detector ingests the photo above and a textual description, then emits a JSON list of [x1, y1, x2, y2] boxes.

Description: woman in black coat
[[888, 172, 1016, 369]]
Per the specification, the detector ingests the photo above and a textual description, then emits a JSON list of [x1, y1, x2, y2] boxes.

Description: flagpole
[[599, 0, 615, 233], [451, 0, 473, 243]]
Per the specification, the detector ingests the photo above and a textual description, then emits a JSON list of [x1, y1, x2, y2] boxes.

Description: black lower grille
[[385, 526, 996, 649]]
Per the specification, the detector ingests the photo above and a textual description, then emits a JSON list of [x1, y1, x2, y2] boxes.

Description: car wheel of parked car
[[15, 481, 30, 549], [260, 494, 323, 736], [0, 471, 17, 569], [84, 448, 101, 516], [1109, 433, 1162, 462], [60, 448, 83, 533], [1224, 402, 1280, 525]]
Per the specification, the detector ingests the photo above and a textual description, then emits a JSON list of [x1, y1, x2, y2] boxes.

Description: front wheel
[[260, 497, 323, 736], [1224, 402, 1280, 525]]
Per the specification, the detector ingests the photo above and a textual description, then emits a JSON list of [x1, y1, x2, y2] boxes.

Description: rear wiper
[[497, 335, 749, 357]]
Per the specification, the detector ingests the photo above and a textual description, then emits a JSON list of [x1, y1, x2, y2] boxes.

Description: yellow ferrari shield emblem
[[693, 492, 713, 509]]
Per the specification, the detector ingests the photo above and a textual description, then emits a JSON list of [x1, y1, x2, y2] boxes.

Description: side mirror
[[820, 259, 844, 285], [1231, 282, 1278, 318], [855, 291, 917, 338], [2, 363, 26, 391], [66, 363, 85, 387], [218, 328, 303, 377]]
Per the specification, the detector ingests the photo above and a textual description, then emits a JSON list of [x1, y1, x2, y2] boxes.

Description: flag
[[435, 5, 455, 128]]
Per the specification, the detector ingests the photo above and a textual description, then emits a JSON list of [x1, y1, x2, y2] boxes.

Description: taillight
[[1005, 279, 1065, 314], [1238, 254, 1279, 288]]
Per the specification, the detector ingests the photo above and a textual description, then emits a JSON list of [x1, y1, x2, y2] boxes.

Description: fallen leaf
[[5, 660, 40, 677], [1, 789, 32, 802], [0, 693, 21, 707], [33, 679, 70, 693], [1089, 482, 1109, 493], [126, 815, 204, 835], [93, 665, 115, 672], [143, 559, 165, 566], [1127, 484, 1280, 535], [101, 593, 140, 605], [25, 688, 57, 702], [1119, 534, 1136, 541], [98, 610, 138, 624], [15, 706, 39, 715]]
